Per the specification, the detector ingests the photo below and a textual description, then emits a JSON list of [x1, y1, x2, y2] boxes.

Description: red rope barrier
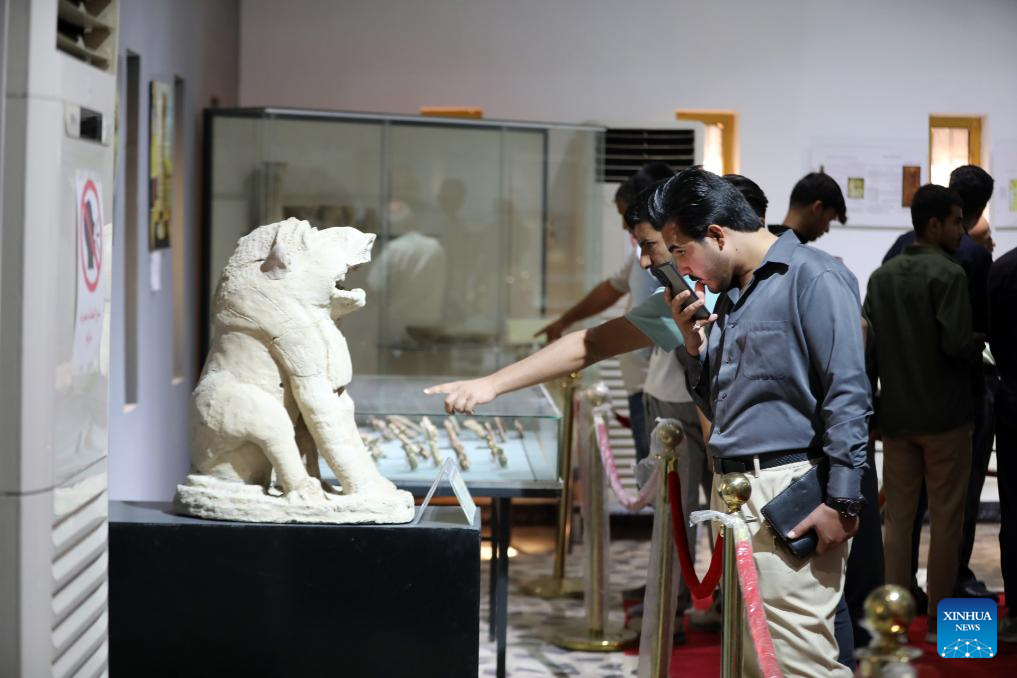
[[593, 411, 659, 511], [667, 470, 723, 599], [735, 538, 782, 678]]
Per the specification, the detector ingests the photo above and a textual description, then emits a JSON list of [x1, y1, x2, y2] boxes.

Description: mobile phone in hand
[[650, 262, 710, 321]]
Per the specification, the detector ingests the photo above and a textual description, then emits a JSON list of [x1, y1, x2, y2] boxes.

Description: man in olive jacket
[[864, 184, 984, 641]]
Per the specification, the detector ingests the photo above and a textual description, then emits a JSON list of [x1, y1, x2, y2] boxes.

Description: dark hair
[[623, 180, 669, 231], [615, 161, 675, 205], [722, 174, 768, 219], [948, 165, 993, 222], [910, 184, 963, 234], [789, 172, 847, 224], [648, 166, 763, 238]]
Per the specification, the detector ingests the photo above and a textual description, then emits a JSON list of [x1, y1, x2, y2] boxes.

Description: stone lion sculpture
[[175, 218, 414, 524]]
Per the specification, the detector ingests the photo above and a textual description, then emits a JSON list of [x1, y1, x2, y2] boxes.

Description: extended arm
[[427, 316, 651, 413]]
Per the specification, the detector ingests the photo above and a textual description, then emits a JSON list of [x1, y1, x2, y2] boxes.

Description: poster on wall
[[990, 140, 1017, 229], [73, 171, 106, 371], [149, 80, 173, 250], [809, 142, 926, 227]]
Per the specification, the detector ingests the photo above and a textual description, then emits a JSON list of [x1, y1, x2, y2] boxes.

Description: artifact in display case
[[175, 218, 415, 524], [204, 108, 603, 378], [317, 375, 562, 489]]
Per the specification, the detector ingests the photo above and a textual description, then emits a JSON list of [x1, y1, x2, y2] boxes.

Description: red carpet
[[624, 595, 1017, 677]]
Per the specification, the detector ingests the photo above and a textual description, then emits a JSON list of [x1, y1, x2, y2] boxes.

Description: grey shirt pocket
[[739, 320, 791, 380]]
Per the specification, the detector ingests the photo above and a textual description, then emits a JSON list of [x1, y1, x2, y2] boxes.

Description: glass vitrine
[[316, 375, 561, 489], [203, 108, 603, 378]]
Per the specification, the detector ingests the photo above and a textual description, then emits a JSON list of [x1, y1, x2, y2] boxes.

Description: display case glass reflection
[[204, 108, 602, 379]]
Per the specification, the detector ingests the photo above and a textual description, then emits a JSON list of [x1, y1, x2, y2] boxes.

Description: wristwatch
[[826, 496, 865, 518]]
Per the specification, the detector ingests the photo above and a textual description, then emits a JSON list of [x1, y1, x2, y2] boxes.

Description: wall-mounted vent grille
[[601, 128, 697, 182], [56, 0, 116, 72], [51, 476, 109, 677]]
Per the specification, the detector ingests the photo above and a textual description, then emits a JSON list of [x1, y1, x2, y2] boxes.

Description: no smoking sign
[[73, 172, 105, 371], [78, 178, 103, 293]]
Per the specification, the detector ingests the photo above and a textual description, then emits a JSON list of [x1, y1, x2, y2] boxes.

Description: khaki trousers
[[712, 459, 850, 678], [882, 424, 972, 617]]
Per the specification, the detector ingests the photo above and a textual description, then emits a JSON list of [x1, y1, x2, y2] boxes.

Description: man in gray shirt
[[653, 168, 870, 677]]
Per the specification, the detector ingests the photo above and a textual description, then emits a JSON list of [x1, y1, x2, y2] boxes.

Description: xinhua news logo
[[937, 597, 997, 658]]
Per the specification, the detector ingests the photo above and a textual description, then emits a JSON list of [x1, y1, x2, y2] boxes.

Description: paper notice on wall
[[809, 142, 926, 228], [990, 140, 1017, 228], [73, 171, 106, 372]]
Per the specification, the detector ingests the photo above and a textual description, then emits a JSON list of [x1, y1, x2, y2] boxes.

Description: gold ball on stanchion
[[856, 584, 922, 675], [865, 584, 915, 637], [583, 382, 611, 407], [656, 422, 684, 451], [718, 473, 751, 513]]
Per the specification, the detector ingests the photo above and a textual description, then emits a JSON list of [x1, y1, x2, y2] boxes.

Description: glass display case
[[316, 375, 561, 491], [203, 108, 604, 378]]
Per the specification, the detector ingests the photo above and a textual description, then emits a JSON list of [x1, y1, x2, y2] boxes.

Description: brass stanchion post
[[552, 384, 637, 651], [640, 422, 683, 678], [522, 372, 583, 598], [718, 472, 751, 678], [855, 585, 921, 676]]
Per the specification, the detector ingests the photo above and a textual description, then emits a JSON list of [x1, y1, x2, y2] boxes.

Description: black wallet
[[760, 462, 826, 559]]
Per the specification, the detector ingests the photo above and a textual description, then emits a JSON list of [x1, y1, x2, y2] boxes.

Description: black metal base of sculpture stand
[[108, 501, 480, 678]]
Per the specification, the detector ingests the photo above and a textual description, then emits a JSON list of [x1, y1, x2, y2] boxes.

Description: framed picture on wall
[[901, 165, 921, 207], [148, 80, 173, 250]]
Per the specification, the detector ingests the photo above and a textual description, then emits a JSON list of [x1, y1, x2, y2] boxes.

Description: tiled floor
[[478, 534, 644, 677], [478, 521, 1006, 676]]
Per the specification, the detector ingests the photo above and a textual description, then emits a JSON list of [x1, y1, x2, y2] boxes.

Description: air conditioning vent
[[601, 128, 697, 182], [56, 0, 116, 72]]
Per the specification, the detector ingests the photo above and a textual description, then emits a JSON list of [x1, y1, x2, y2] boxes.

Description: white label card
[[414, 457, 477, 526]]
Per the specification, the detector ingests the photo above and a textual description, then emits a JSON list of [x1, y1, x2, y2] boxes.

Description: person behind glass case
[[656, 167, 869, 678]]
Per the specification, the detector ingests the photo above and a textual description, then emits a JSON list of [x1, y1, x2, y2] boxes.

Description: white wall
[[238, 0, 1017, 289], [109, 0, 239, 501]]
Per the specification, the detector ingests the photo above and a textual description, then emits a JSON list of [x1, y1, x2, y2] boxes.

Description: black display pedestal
[[108, 501, 479, 678]]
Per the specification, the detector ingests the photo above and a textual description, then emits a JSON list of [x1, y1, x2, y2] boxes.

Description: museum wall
[[236, 0, 1017, 292], [108, 0, 240, 500]]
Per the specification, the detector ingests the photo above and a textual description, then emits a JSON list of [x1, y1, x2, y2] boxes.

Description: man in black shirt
[[770, 171, 847, 244], [990, 245, 1017, 642], [882, 165, 997, 602]]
